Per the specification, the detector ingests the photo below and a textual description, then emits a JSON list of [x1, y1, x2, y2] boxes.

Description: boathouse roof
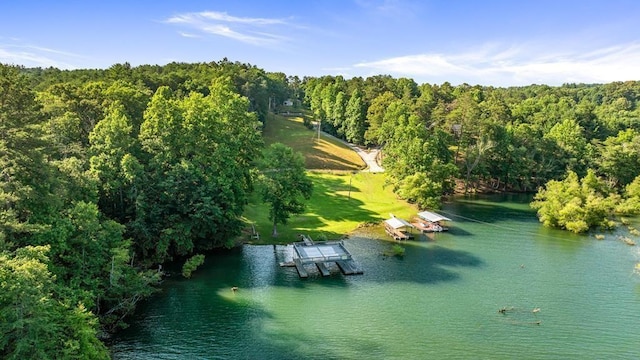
[[385, 216, 414, 229], [417, 211, 451, 222]]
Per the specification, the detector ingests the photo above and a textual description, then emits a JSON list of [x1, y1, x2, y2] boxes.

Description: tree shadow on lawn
[[304, 176, 380, 224], [306, 150, 363, 171]]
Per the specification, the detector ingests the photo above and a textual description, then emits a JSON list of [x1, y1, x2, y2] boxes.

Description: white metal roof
[[384, 217, 414, 229], [417, 211, 451, 222]]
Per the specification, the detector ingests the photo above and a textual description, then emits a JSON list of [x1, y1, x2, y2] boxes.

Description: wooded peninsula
[[2, 60, 640, 359]]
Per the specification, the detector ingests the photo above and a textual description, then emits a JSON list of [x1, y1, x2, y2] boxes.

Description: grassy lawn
[[243, 171, 419, 244], [263, 112, 365, 171], [241, 112, 418, 244]]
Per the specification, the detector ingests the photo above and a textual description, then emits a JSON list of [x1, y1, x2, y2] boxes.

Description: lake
[[111, 195, 640, 359]]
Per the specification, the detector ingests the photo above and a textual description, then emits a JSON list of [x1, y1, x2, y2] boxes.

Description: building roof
[[417, 211, 451, 222], [384, 216, 414, 229]]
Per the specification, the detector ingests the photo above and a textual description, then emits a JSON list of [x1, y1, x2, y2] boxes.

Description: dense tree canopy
[[0, 61, 284, 358]]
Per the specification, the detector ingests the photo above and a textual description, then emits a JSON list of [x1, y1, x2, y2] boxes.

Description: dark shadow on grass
[[307, 149, 364, 170], [305, 175, 381, 224]]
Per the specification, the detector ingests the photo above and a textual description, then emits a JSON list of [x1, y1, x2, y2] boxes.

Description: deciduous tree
[[259, 143, 313, 237]]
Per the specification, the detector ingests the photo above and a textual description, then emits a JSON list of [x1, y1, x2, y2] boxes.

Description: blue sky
[[1, 0, 640, 86]]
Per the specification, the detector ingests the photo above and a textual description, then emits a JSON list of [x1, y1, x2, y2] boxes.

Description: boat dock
[[281, 235, 363, 278], [384, 216, 415, 240], [413, 211, 451, 233]]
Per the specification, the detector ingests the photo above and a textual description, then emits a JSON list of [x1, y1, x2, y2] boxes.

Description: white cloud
[[178, 31, 201, 39], [196, 11, 286, 26], [0, 43, 83, 69], [353, 42, 640, 86], [165, 11, 291, 46]]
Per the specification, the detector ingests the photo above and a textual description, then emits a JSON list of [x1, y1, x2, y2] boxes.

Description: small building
[[283, 99, 294, 106], [384, 216, 414, 240]]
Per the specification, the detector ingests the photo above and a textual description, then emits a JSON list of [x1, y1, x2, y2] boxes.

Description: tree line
[[2, 59, 640, 358], [303, 75, 640, 227], [0, 61, 304, 359]]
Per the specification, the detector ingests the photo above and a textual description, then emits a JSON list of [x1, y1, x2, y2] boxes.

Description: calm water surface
[[111, 195, 640, 359]]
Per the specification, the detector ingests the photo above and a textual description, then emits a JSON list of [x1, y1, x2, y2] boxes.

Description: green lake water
[[111, 195, 640, 359]]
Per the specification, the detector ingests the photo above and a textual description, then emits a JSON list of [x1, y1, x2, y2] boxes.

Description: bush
[[182, 254, 205, 278], [531, 170, 618, 233], [383, 244, 405, 257]]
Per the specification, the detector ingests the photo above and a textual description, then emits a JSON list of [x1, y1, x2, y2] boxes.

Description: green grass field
[[242, 113, 418, 243], [263, 112, 365, 171]]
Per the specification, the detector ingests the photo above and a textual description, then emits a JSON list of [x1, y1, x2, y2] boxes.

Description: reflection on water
[[112, 195, 640, 359]]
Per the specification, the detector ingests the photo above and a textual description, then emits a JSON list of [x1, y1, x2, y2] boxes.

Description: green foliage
[[0, 61, 295, 353], [182, 254, 206, 278], [380, 100, 457, 208], [531, 170, 618, 233], [382, 244, 405, 257], [597, 129, 640, 187], [616, 175, 640, 214], [344, 89, 366, 145], [135, 80, 262, 261], [0, 246, 109, 360], [544, 118, 588, 173], [259, 143, 313, 237], [0, 64, 50, 243]]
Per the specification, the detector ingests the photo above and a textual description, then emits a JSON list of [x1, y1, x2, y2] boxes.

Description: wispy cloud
[[178, 31, 201, 39], [353, 42, 640, 86], [165, 11, 292, 46], [0, 41, 84, 69]]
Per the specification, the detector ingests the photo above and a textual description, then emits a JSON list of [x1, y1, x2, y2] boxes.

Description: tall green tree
[[89, 102, 138, 220], [259, 143, 313, 237], [381, 100, 457, 208], [463, 136, 495, 194], [332, 90, 347, 136], [364, 91, 398, 145], [597, 129, 640, 187], [544, 118, 589, 174], [344, 89, 366, 145], [0, 64, 52, 245], [135, 79, 261, 262]]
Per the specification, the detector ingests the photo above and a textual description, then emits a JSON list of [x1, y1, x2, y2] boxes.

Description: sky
[[1, 0, 640, 86]]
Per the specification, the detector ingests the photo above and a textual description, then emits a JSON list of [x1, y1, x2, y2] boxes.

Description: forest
[[2, 60, 640, 358]]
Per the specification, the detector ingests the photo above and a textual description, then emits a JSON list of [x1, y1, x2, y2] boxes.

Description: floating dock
[[281, 235, 363, 278]]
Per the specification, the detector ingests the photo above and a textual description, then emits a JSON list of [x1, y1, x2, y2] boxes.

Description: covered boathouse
[[384, 216, 415, 240], [413, 211, 451, 232]]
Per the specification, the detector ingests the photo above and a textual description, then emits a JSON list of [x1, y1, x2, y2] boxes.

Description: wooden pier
[[281, 235, 363, 278]]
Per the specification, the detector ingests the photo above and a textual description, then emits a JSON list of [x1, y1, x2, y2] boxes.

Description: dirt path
[[321, 131, 384, 173]]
